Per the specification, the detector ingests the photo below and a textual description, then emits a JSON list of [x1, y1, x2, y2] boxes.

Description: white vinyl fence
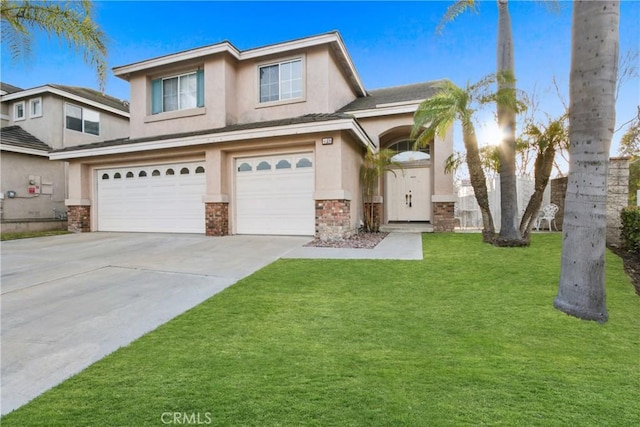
[[455, 176, 550, 230]]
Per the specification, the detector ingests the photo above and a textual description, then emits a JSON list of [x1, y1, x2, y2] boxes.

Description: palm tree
[[518, 116, 568, 239], [438, 0, 523, 244], [1, 0, 108, 91], [495, 0, 522, 243], [359, 148, 399, 232], [412, 79, 496, 241], [554, 0, 620, 323]]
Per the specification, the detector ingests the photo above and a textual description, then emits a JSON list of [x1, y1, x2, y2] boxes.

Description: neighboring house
[[49, 31, 455, 238], [0, 83, 130, 224]]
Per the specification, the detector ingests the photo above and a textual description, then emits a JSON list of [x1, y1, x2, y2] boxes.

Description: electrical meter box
[[28, 175, 41, 194]]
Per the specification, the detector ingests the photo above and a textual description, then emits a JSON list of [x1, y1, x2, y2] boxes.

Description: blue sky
[[1, 0, 638, 157]]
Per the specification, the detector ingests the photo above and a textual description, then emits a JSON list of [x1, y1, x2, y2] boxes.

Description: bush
[[620, 207, 640, 253]]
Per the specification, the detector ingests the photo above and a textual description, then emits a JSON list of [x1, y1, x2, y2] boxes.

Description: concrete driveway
[[1, 232, 309, 415]]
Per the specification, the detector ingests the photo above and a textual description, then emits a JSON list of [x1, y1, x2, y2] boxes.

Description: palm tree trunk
[[519, 145, 555, 239], [554, 0, 619, 323], [463, 121, 495, 241], [496, 0, 522, 243]]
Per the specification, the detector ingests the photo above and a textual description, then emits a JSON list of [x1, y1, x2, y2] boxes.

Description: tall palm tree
[[438, 0, 523, 244], [412, 79, 495, 241], [495, 0, 521, 243], [555, 0, 620, 323], [1, 0, 108, 91]]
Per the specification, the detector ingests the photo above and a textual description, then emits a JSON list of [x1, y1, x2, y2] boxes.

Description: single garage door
[[235, 153, 314, 235], [97, 162, 206, 233]]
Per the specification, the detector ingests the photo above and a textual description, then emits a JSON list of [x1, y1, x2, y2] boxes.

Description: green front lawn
[[1, 230, 71, 241], [3, 234, 638, 426]]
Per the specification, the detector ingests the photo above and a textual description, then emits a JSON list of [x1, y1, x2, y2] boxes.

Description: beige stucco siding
[[340, 132, 366, 230], [232, 45, 358, 124], [223, 56, 238, 125], [125, 42, 361, 140], [128, 57, 221, 139], [5, 94, 128, 149], [432, 126, 454, 197], [328, 50, 358, 112], [0, 151, 66, 219], [357, 113, 417, 149]]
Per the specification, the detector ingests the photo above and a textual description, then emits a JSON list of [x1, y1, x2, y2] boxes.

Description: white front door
[[386, 166, 431, 221]]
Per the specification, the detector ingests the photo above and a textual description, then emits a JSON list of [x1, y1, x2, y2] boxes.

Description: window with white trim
[[151, 70, 204, 114], [13, 101, 25, 121], [29, 98, 42, 118], [259, 58, 303, 103], [65, 103, 100, 135]]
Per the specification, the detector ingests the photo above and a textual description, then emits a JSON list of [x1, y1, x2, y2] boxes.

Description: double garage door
[[96, 153, 314, 235], [97, 162, 206, 233]]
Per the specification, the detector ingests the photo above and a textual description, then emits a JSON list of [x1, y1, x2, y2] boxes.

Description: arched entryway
[[384, 139, 432, 222]]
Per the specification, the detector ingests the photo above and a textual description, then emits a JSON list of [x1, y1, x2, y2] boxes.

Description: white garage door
[[235, 153, 314, 235], [97, 162, 205, 233]]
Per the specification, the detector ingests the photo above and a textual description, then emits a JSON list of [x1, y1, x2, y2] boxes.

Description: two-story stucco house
[[0, 83, 130, 227], [50, 32, 456, 238]]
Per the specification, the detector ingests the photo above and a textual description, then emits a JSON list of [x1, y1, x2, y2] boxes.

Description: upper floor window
[[151, 70, 204, 114], [259, 58, 302, 103], [13, 101, 25, 121], [65, 103, 100, 135], [29, 98, 42, 118]]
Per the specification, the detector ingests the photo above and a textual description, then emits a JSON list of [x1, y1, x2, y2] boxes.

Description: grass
[[2, 233, 639, 426], [1, 230, 71, 241]]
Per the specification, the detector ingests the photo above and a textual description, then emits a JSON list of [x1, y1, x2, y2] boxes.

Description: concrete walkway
[[0, 232, 308, 415], [283, 232, 424, 260]]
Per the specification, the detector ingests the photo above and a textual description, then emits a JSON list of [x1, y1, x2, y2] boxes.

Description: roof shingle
[[49, 85, 129, 112], [339, 80, 445, 112], [0, 82, 23, 94], [0, 126, 51, 152]]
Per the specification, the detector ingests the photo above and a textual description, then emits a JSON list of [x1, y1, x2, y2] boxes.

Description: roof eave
[[0, 86, 130, 118], [49, 118, 373, 160], [112, 41, 240, 80], [345, 102, 423, 118], [111, 32, 367, 97], [1, 143, 50, 157]]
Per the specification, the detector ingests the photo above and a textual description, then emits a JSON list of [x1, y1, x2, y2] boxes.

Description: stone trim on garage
[[315, 199, 352, 240], [67, 205, 91, 233], [205, 202, 229, 236]]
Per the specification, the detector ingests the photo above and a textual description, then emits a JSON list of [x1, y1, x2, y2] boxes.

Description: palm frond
[[436, 0, 477, 34], [444, 151, 465, 174], [1, 0, 108, 91]]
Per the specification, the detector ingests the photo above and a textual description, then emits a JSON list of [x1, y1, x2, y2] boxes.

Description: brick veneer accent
[[67, 205, 91, 233], [363, 202, 383, 230], [315, 199, 352, 240], [433, 201, 455, 232], [205, 202, 229, 236]]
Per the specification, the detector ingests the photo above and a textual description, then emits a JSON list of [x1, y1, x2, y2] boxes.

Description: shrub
[[620, 207, 640, 254]]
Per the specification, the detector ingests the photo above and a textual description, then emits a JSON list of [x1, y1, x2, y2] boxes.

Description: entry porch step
[[379, 223, 433, 233]]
